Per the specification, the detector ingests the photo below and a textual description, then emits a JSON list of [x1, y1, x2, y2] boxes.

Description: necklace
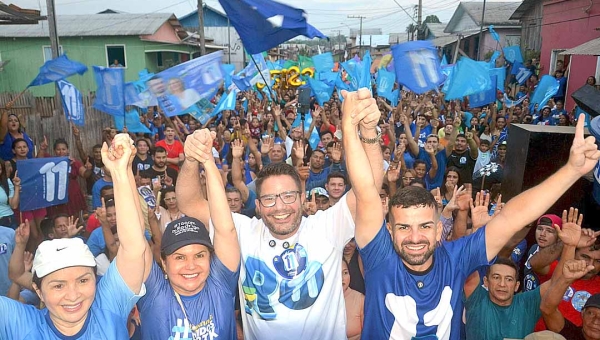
[[163, 140, 176, 155], [174, 292, 204, 332], [168, 210, 181, 222]]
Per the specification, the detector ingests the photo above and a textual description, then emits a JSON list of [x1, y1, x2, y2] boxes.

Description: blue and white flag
[[489, 66, 506, 91], [392, 41, 443, 94], [341, 59, 359, 91], [502, 93, 527, 108], [444, 57, 492, 100], [530, 75, 560, 110], [233, 53, 270, 91], [218, 0, 327, 54], [114, 110, 152, 134], [307, 77, 333, 106], [469, 75, 497, 107], [17, 157, 70, 211], [29, 55, 87, 87], [511, 62, 533, 85], [377, 68, 396, 104], [221, 64, 236, 90], [93, 66, 125, 117], [148, 51, 224, 117], [213, 90, 239, 116], [503, 46, 524, 64], [57, 80, 85, 126], [191, 98, 217, 125]]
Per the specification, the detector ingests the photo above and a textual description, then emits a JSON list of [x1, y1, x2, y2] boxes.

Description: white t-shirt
[[220, 195, 355, 340]]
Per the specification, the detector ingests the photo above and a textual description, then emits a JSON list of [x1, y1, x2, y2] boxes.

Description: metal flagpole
[[250, 53, 275, 99]]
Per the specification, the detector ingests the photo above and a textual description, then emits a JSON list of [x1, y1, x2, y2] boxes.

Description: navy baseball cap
[[584, 293, 600, 310], [161, 216, 212, 255]]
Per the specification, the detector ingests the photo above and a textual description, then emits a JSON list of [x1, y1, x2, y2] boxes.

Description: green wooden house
[[0, 11, 226, 97]]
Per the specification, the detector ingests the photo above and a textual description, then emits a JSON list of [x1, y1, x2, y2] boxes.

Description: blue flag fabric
[[191, 98, 217, 125], [214, 90, 239, 115], [148, 51, 224, 117], [512, 62, 533, 85], [489, 25, 500, 42], [530, 75, 560, 110], [335, 76, 350, 101], [503, 93, 527, 108], [222, 64, 236, 90], [114, 110, 152, 134], [358, 50, 373, 91], [218, 0, 327, 54], [341, 59, 359, 91], [319, 71, 339, 85], [377, 68, 396, 104], [441, 54, 448, 66], [28, 55, 88, 87], [503, 46, 524, 64], [93, 66, 125, 117], [392, 41, 443, 94], [469, 75, 497, 107], [441, 64, 455, 93], [443, 57, 492, 100], [233, 53, 270, 91], [312, 52, 334, 74], [489, 66, 506, 91], [489, 51, 501, 67], [57, 80, 85, 126], [307, 77, 333, 106], [17, 157, 70, 211]]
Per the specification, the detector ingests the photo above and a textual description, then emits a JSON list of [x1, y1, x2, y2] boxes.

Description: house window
[[505, 35, 521, 47], [106, 45, 126, 68], [549, 49, 566, 75], [42, 46, 64, 62]]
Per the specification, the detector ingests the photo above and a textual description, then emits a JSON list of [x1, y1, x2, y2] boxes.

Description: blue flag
[[341, 60, 359, 91], [148, 51, 224, 117], [503, 93, 527, 108], [57, 80, 85, 126], [357, 50, 373, 91], [489, 51, 501, 67], [218, 0, 327, 54], [503, 46, 524, 64], [469, 75, 497, 107], [392, 41, 443, 94], [214, 90, 239, 115], [17, 157, 70, 211], [28, 55, 88, 87], [335, 76, 350, 101], [191, 98, 217, 125], [319, 71, 339, 86], [221, 64, 236, 91], [114, 110, 152, 134], [312, 52, 334, 74], [377, 68, 396, 104], [489, 66, 506, 91], [441, 64, 455, 93], [307, 77, 333, 106], [441, 54, 448, 66], [93, 66, 125, 117], [233, 53, 270, 91], [443, 57, 492, 100], [489, 25, 500, 42], [530, 75, 560, 110], [512, 62, 533, 85]]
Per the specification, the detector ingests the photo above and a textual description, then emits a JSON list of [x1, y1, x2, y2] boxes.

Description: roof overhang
[[560, 37, 600, 56], [0, 2, 45, 25]]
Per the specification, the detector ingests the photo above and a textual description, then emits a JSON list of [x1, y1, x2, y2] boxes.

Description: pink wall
[[480, 28, 521, 57], [140, 22, 181, 44], [540, 0, 600, 109]]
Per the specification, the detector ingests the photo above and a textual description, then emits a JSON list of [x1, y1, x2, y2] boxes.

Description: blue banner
[[503, 46, 524, 64], [28, 55, 87, 87], [530, 75, 560, 110], [469, 75, 497, 107], [191, 98, 217, 125], [307, 77, 333, 106], [219, 0, 327, 54], [146, 51, 224, 117], [441, 54, 448, 66], [392, 41, 443, 94], [377, 68, 397, 105], [214, 90, 239, 116], [335, 76, 350, 102], [17, 157, 70, 211], [57, 80, 85, 126], [114, 110, 152, 134], [319, 71, 339, 86], [443, 57, 492, 100], [93, 66, 125, 117], [489, 51, 501, 67]]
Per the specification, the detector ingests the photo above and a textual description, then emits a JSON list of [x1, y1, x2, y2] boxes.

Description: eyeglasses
[[402, 177, 414, 180], [258, 190, 300, 207]]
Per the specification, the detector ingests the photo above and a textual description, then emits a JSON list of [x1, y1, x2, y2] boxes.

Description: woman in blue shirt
[[0, 113, 34, 161]]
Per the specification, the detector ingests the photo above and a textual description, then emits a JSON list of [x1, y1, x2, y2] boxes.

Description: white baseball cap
[[32, 238, 96, 278]]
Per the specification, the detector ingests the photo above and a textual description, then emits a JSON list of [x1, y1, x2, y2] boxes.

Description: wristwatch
[[359, 126, 382, 144]]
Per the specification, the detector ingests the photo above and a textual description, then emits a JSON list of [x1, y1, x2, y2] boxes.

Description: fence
[[0, 91, 116, 156]]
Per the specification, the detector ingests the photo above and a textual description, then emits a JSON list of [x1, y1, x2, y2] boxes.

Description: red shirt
[[86, 213, 101, 234], [155, 139, 184, 172]]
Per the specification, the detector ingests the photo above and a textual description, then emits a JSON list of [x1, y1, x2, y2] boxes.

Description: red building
[[539, 0, 600, 110]]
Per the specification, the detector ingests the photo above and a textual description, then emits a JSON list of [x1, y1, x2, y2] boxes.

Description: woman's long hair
[[440, 166, 463, 198]]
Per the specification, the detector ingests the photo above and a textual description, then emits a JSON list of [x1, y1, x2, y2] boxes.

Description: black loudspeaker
[[502, 124, 591, 219], [572, 85, 600, 117]]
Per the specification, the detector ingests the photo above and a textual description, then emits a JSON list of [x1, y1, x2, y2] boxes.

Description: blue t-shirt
[[0, 226, 15, 296], [359, 223, 490, 339], [137, 257, 239, 340], [87, 227, 152, 258], [0, 260, 144, 339], [92, 179, 112, 209], [0, 132, 34, 161], [417, 148, 446, 189], [410, 123, 433, 148]]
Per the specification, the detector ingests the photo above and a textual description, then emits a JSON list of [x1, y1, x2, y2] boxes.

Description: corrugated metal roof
[[462, 2, 521, 26], [430, 29, 481, 47], [560, 37, 600, 56], [0, 12, 176, 37], [425, 23, 450, 38]]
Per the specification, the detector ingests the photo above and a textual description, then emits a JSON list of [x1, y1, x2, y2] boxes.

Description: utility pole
[[227, 18, 231, 64], [197, 0, 206, 56], [46, 0, 60, 59], [332, 29, 341, 53], [417, 0, 422, 40], [477, 0, 487, 60], [348, 15, 365, 57]]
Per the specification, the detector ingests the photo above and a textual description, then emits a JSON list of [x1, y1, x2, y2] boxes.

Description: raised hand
[[12, 170, 21, 188], [40, 135, 48, 151], [303, 193, 317, 215], [563, 259, 595, 282], [184, 129, 217, 163], [14, 220, 30, 246], [231, 139, 245, 159], [456, 186, 472, 211], [67, 216, 83, 237], [96, 197, 108, 227], [568, 114, 600, 175], [445, 185, 466, 212], [433, 187, 443, 209], [297, 165, 310, 182], [341, 89, 380, 130], [425, 144, 436, 156], [470, 190, 492, 230], [555, 207, 583, 247], [292, 140, 306, 162], [395, 143, 406, 159], [102, 133, 136, 173], [23, 251, 33, 273], [330, 142, 343, 163], [164, 172, 174, 187], [260, 136, 274, 155], [579, 228, 600, 249], [492, 194, 504, 217], [386, 166, 400, 183], [72, 125, 80, 137]]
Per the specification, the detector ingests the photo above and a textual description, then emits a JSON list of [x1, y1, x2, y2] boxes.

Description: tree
[[424, 15, 441, 24], [406, 23, 417, 41]]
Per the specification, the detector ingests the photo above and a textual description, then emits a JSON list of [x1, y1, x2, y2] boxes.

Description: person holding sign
[[0, 133, 150, 339]]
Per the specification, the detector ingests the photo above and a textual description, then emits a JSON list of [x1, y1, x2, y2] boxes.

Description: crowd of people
[[0, 54, 599, 340]]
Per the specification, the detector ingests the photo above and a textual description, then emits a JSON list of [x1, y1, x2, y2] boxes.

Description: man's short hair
[[327, 172, 347, 185], [388, 186, 438, 219], [139, 170, 153, 179], [312, 149, 325, 157], [456, 133, 467, 140], [426, 134, 439, 142], [255, 163, 301, 197], [100, 185, 113, 197], [320, 130, 333, 139], [226, 186, 242, 198], [486, 257, 519, 281], [155, 146, 167, 154], [480, 139, 491, 146]]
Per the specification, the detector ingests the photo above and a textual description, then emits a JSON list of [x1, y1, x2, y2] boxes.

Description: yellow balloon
[[301, 67, 314, 78], [287, 66, 301, 87]]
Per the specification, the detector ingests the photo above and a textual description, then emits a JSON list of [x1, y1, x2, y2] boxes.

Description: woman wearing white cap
[[0, 134, 151, 339]]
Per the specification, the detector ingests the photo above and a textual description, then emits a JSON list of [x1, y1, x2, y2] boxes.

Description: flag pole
[[2, 88, 28, 113], [250, 54, 275, 100]]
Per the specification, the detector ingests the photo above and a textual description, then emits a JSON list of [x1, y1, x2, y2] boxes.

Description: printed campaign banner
[[17, 157, 70, 211]]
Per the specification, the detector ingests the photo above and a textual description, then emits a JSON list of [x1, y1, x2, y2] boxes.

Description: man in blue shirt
[[346, 112, 600, 339]]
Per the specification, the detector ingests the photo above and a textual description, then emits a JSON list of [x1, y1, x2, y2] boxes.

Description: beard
[[394, 239, 436, 266], [262, 208, 302, 238]]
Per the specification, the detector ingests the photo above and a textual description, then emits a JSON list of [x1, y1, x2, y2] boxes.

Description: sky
[[10, 0, 516, 37]]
